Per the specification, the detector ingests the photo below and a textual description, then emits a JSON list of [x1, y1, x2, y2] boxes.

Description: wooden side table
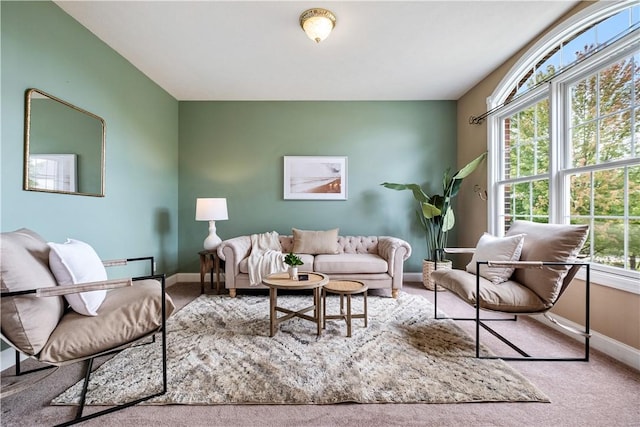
[[322, 280, 368, 337], [199, 250, 221, 294]]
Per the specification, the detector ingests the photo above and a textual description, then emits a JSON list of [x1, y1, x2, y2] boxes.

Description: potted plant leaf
[[381, 152, 487, 290], [284, 252, 304, 280]]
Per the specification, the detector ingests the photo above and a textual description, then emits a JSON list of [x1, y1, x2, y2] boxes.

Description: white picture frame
[[283, 156, 348, 200]]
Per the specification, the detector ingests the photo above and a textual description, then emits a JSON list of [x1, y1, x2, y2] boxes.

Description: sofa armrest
[[217, 236, 251, 283], [378, 236, 412, 276]]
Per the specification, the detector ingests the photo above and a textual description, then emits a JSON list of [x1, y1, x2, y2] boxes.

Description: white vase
[[288, 266, 298, 280]]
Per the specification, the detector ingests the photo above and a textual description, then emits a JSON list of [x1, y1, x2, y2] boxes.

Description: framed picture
[[283, 156, 347, 200]]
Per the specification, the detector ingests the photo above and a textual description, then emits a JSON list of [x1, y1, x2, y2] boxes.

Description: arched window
[[487, 1, 639, 292]]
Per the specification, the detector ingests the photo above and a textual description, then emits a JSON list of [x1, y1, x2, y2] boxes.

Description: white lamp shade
[[195, 198, 228, 221]]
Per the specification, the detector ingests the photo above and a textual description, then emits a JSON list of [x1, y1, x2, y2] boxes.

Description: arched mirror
[[24, 88, 105, 197]]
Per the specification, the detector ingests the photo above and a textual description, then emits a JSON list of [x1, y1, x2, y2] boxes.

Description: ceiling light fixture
[[299, 8, 336, 43]]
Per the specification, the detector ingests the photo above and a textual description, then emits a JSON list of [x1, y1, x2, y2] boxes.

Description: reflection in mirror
[[24, 88, 105, 197]]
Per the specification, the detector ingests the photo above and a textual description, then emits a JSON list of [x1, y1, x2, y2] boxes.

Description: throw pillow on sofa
[[292, 228, 339, 254], [48, 238, 108, 316]]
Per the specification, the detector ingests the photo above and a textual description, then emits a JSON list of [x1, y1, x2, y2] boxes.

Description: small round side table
[[322, 280, 368, 337]]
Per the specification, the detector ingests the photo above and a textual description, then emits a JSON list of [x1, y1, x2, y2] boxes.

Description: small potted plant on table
[[284, 252, 304, 280]]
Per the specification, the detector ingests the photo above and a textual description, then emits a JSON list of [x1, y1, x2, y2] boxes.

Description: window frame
[[487, 1, 640, 294]]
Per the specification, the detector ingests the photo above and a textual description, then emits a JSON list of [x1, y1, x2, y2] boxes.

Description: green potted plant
[[381, 152, 487, 290], [284, 252, 304, 280]]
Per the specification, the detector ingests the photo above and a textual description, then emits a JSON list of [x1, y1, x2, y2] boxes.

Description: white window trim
[[487, 0, 638, 107], [486, 0, 640, 294]]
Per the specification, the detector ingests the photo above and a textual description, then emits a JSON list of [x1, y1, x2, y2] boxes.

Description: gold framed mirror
[[24, 88, 106, 197]]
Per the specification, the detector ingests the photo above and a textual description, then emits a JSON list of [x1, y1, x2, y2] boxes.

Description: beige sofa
[[217, 231, 412, 298]]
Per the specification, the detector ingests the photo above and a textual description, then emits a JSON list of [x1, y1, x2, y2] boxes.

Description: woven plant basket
[[422, 259, 451, 291]]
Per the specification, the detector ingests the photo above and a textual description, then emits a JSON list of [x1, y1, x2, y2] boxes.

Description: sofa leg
[[229, 288, 236, 298], [392, 289, 398, 299]]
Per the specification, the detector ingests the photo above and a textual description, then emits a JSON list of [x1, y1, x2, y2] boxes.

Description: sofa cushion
[[431, 269, 547, 313], [506, 221, 588, 305], [314, 254, 388, 274], [39, 279, 175, 364], [48, 239, 108, 316], [0, 229, 65, 356], [292, 228, 339, 254], [466, 233, 525, 284]]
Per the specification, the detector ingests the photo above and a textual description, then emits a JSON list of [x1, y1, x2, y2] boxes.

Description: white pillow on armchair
[[466, 233, 525, 284], [48, 238, 108, 316]]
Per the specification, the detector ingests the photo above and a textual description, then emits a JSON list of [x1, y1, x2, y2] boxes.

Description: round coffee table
[[263, 272, 329, 337]]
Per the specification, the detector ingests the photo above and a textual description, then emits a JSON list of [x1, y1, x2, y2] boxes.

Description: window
[[28, 154, 77, 192], [489, 1, 640, 292]]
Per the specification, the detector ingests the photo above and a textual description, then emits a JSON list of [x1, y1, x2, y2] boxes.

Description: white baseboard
[[531, 313, 640, 371], [173, 272, 225, 285], [404, 272, 422, 283]]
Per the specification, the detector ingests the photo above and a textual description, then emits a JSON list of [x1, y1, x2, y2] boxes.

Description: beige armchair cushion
[[0, 229, 65, 355], [506, 221, 588, 305], [39, 279, 175, 365], [431, 269, 547, 313]]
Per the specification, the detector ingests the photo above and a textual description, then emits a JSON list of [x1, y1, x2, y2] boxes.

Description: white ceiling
[[54, 1, 580, 101]]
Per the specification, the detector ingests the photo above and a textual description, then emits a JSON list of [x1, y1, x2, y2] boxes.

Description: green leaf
[[421, 202, 441, 219], [448, 178, 464, 198], [452, 152, 487, 180], [442, 168, 452, 192], [381, 182, 429, 203], [442, 207, 455, 232], [430, 194, 445, 211]]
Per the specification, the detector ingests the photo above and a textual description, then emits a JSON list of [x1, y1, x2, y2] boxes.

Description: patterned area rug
[[52, 292, 549, 405]]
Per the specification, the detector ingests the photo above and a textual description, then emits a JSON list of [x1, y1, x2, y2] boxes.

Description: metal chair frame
[[433, 250, 591, 362], [1, 257, 168, 426]]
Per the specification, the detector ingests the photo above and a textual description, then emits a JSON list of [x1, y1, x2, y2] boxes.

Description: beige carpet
[[51, 292, 549, 406]]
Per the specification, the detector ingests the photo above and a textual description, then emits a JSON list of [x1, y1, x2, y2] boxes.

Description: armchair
[[0, 228, 175, 426], [431, 221, 590, 361]]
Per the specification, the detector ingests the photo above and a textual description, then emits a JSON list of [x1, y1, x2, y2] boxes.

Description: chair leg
[[55, 332, 168, 427], [433, 266, 591, 362], [14, 350, 54, 377], [76, 358, 94, 420], [473, 265, 591, 362], [55, 276, 170, 426]]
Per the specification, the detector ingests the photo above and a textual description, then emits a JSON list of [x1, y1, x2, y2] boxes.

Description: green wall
[[1, 1, 457, 353], [178, 101, 457, 273], [1, 1, 179, 273], [2, 2, 458, 277]]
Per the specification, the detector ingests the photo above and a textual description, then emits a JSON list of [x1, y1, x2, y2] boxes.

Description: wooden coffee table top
[[263, 272, 328, 290], [324, 280, 368, 294]]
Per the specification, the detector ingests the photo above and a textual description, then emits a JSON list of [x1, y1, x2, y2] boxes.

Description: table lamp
[[195, 198, 228, 250]]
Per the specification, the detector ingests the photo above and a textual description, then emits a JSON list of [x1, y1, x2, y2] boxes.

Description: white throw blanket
[[247, 231, 286, 286]]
